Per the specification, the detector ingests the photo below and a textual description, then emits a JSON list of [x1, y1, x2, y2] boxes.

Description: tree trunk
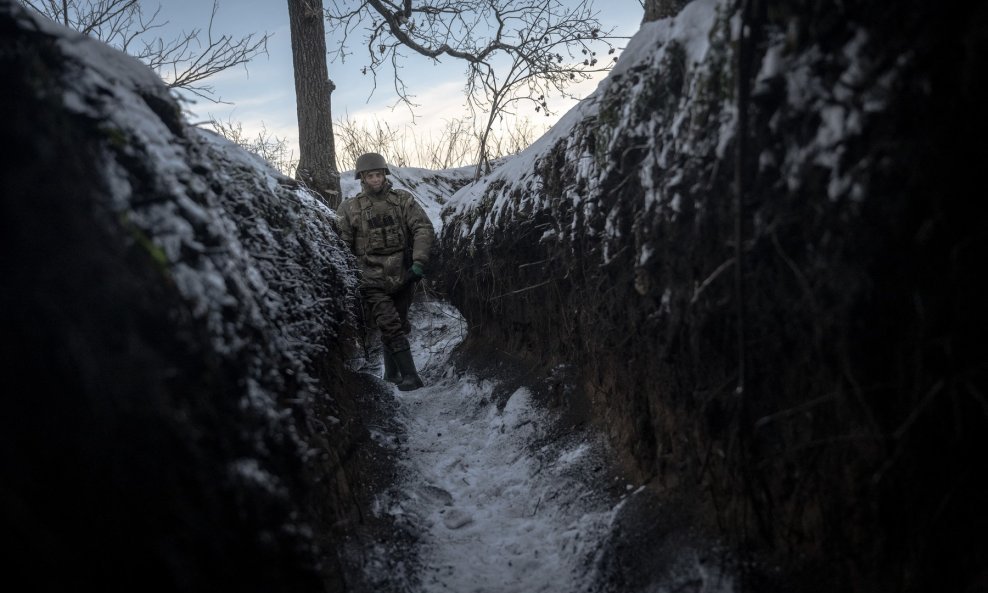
[[287, 0, 341, 208]]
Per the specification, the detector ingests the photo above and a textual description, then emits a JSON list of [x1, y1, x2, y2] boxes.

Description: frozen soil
[[343, 295, 736, 593]]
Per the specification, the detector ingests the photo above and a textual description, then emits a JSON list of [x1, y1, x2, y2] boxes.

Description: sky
[[444, 0, 724, 227], [146, 0, 647, 168]]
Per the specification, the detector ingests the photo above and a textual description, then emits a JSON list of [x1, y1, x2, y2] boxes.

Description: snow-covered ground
[[350, 298, 737, 593], [337, 160, 626, 589], [336, 149, 735, 592], [358, 298, 620, 592]]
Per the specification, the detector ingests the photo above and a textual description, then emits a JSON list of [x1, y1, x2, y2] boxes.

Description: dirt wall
[[0, 5, 385, 590], [438, 2, 987, 591]]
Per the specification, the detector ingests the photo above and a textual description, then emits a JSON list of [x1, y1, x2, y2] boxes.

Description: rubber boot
[[382, 348, 400, 383], [393, 348, 424, 391]]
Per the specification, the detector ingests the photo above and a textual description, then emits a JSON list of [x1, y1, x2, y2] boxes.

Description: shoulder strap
[[391, 189, 420, 214]]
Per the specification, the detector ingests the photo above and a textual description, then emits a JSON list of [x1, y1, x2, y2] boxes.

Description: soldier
[[336, 152, 436, 391]]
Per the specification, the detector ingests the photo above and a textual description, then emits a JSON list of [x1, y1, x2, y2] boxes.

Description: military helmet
[[354, 152, 391, 179]]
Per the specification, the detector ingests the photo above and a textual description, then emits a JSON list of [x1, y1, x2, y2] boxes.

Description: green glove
[[411, 262, 425, 278]]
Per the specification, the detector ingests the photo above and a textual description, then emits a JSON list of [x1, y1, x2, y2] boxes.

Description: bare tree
[[484, 116, 540, 161], [288, 0, 342, 208], [411, 117, 476, 170], [18, 0, 271, 103], [334, 113, 544, 171], [333, 113, 408, 170], [207, 117, 299, 176], [326, 0, 619, 178]]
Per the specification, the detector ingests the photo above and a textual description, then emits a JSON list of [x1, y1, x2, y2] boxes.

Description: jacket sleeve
[[336, 200, 355, 247], [404, 195, 436, 269]]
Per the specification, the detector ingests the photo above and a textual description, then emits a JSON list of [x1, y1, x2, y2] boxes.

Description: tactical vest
[[351, 192, 409, 258]]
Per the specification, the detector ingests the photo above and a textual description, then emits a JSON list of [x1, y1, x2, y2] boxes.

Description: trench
[[347, 296, 736, 593]]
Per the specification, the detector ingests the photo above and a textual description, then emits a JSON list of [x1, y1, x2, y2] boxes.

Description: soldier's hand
[[405, 262, 425, 284]]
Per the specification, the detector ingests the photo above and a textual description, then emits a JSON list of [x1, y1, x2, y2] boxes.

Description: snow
[[347, 298, 739, 591], [360, 301, 627, 592], [229, 457, 288, 498], [438, 0, 910, 270], [443, 0, 727, 229]]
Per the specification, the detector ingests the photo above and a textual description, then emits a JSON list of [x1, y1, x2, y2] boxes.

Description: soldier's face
[[362, 170, 386, 191]]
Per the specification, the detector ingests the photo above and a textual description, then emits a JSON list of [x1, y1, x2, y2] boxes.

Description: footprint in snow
[[417, 484, 454, 506], [441, 508, 473, 530]]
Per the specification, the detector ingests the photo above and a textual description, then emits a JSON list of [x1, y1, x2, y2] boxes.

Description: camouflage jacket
[[336, 182, 435, 293]]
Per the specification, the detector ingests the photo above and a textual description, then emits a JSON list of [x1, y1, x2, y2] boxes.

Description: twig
[[518, 258, 551, 270], [690, 257, 736, 305], [531, 495, 543, 516], [753, 392, 839, 430], [488, 279, 553, 300], [893, 380, 944, 440]]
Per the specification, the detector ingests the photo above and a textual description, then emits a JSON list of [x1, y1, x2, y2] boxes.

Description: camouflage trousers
[[361, 282, 415, 353]]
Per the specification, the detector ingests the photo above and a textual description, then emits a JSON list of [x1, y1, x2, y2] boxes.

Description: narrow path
[[358, 299, 736, 593], [362, 299, 618, 592]]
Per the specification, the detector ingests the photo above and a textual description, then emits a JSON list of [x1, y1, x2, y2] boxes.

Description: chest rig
[[354, 192, 407, 256]]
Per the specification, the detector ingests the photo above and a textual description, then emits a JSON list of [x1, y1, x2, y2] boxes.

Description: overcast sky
[[150, 0, 645, 164]]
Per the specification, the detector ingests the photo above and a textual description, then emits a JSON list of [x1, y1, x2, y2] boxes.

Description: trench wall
[[438, 2, 987, 590]]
